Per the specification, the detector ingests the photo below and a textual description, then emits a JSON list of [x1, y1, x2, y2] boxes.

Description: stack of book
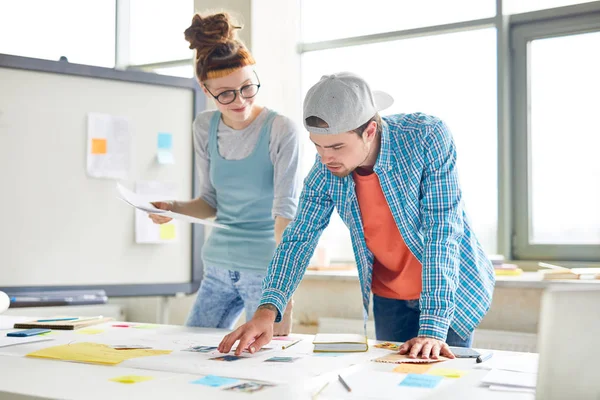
[[490, 255, 523, 276], [538, 262, 600, 280]]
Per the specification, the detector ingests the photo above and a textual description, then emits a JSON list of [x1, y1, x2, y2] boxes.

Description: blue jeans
[[186, 265, 265, 329], [373, 294, 473, 347]]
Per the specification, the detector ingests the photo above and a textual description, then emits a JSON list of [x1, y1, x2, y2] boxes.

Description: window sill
[[304, 269, 600, 289]]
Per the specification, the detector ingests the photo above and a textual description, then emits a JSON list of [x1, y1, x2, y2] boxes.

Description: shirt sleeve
[[259, 159, 334, 321], [269, 115, 302, 220], [192, 112, 217, 209], [418, 119, 464, 341]]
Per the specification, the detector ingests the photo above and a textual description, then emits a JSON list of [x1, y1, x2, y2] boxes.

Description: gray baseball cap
[[303, 72, 394, 134]]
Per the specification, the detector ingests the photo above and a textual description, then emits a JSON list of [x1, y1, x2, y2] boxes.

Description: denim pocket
[[405, 299, 420, 311]]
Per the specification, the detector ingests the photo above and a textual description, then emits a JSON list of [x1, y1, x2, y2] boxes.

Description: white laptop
[[536, 284, 600, 400]]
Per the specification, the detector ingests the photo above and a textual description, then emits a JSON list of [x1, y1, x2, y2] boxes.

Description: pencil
[[281, 339, 301, 350], [312, 381, 329, 399], [338, 374, 352, 392]]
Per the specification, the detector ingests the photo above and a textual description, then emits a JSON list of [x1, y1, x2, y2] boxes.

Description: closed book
[[312, 333, 368, 352]]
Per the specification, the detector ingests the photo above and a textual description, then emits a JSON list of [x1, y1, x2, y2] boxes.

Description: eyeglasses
[[204, 71, 261, 105]]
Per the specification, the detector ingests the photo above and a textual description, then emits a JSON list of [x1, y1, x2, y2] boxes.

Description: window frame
[[299, 0, 600, 263], [510, 5, 600, 261]]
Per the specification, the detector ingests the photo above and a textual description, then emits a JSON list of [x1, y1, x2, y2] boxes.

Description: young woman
[[150, 12, 300, 335]]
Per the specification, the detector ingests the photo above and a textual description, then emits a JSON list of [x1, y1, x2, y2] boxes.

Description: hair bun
[[184, 12, 241, 51]]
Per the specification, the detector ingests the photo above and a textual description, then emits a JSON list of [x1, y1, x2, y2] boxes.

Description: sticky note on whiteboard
[[91, 138, 107, 154]]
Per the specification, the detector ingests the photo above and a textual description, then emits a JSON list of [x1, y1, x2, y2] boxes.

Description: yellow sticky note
[[26, 342, 171, 365], [110, 375, 154, 384], [76, 329, 104, 335], [133, 324, 157, 329], [91, 138, 107, 154], [428, 368, 467, 378], [393, 363, 432, 374], [160, 223, 176, 240]]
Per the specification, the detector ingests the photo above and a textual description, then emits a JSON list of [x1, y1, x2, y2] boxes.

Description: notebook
[[14, 317, 113, 330], [312, 333, 368, 352]]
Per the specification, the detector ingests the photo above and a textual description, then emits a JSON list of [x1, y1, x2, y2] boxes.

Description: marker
[[476, 352, 493, 363], [338, 374, 352, 392], [36, 317, 79, 322]]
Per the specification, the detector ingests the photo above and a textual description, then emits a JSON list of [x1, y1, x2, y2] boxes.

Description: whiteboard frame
[[0, 53, 205, 297]]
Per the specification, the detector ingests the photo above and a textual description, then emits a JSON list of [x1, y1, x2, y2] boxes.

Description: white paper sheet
[[0, 336, 53, 348], [87, 113, 131, 179], [318, 369, 453, 399], [474, 353, 539, 374], [489, 384, 536, 394], [134, 181, 178, 244], [481, 369, 537, 389], [116, 183, 229, 229], [0, 316, 34, 330]]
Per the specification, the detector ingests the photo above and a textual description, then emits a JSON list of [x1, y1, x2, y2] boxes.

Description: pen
[[36, 317, 79, 322], [476, 352, 493, 363], [338, 374, 352, 392]]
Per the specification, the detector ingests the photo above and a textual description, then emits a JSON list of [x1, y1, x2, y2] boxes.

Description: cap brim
[[374, 90, 394, 112]]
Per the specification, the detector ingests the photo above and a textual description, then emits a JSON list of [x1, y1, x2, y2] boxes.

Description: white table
[[0, 320, 537, 400]]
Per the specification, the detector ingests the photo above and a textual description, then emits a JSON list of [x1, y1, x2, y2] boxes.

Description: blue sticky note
[[157, 133, 173, 150], [191, 375, 239, 387], [399, 373, 443, 389]]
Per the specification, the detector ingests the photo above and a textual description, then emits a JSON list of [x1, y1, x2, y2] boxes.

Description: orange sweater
[[353, 169, 422, 300]]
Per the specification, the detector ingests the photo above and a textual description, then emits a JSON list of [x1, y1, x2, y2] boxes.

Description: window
[[128, 0, 194, 66], [0, 0, 115, 67], [503, 0, 598, 15], [301, 0, 495, 43], [153, 64, 195, 78], [301, 28, 498, 260], [512, 11, 600, 261]]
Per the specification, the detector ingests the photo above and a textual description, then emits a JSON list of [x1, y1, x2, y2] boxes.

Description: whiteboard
[[0, 55, 204, 296]]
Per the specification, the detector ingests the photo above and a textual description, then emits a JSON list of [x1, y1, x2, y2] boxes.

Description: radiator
[[318, 317, 538, 353]]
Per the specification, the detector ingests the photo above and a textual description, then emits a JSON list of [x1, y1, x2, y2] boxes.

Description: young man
[[219, 72, 495, 359]]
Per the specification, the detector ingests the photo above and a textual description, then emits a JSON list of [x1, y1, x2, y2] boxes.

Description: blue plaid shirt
[[260, 113, 495, 341]]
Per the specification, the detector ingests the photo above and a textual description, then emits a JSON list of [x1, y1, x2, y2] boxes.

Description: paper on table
[[374, 353, 450, 364], [481, 369, 537, 389], [474, 353, 539, 374], [0, 316, 34, 330], [26, 342, 172, 365], [0, 336, 53, 348], [489, 384, 536, 394], [116, 183, 228, 229]]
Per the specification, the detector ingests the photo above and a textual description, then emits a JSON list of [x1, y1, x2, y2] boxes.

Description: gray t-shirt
[[193, 108, 302, 219]]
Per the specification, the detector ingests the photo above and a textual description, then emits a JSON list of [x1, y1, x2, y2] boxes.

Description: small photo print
[[210, 355, 246, 362], [374, 342, 400, 351], [264, 356, 299, 363], [225, 382, 274, 393], [183, 346, 218, 353]]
